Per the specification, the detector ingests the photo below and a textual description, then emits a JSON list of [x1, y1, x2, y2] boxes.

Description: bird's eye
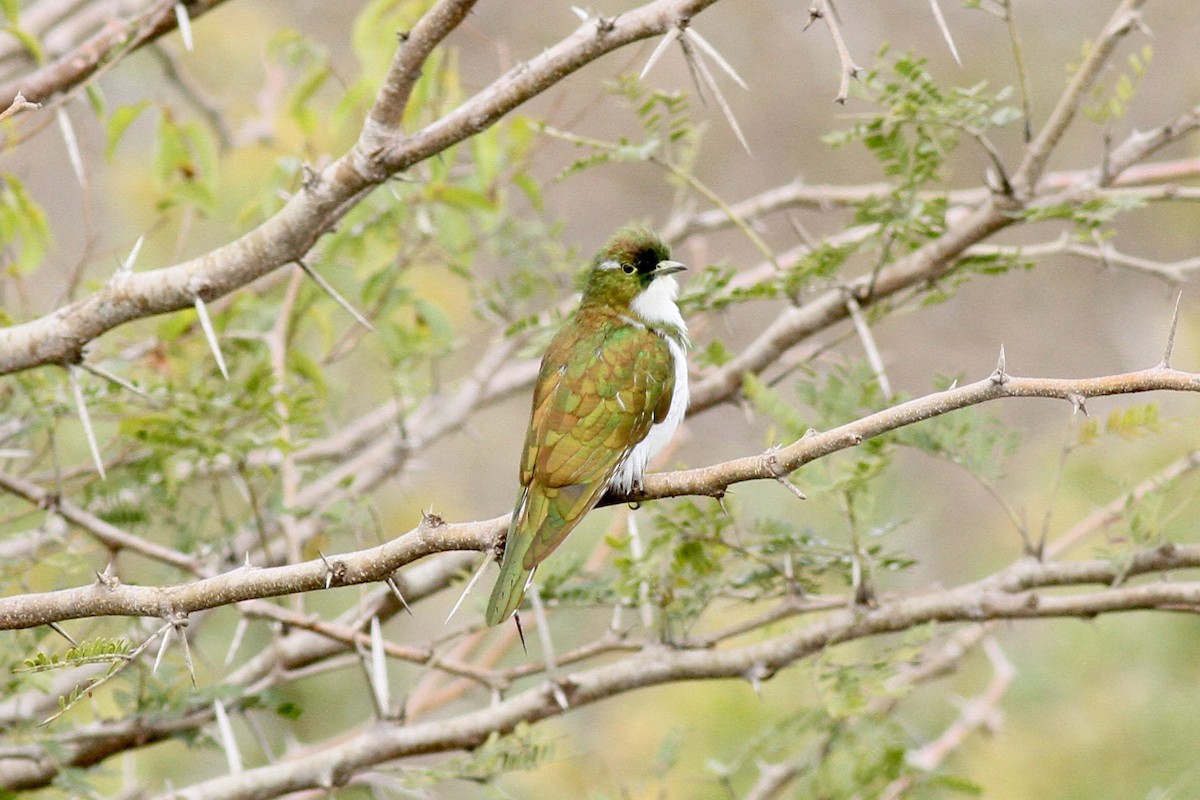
[[621, 263, 635, 275]]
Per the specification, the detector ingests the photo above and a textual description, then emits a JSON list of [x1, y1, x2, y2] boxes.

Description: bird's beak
[[654, 259, 687, 276]]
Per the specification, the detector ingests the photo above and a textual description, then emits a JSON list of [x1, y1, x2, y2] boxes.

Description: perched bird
[[485, 227, 689, 626]]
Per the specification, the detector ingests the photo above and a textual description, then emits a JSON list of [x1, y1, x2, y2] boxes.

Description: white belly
[[609, 333, 688, 494]]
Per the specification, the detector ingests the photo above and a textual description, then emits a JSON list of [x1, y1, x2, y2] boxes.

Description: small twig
[[806, 0, 861, 103], [1002, 0, 1033, 142], [0, 91, 40, 123]]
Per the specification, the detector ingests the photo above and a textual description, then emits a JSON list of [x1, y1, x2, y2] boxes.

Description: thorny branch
[[0, 0, 723, 376], [1, 0, 1199, 796], [5, 363, 1200, 630]]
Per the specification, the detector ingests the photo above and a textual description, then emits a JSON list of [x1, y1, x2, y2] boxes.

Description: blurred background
[[3, 1, 1200, 797]]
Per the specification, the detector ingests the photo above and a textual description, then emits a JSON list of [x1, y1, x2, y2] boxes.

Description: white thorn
[[153, 624, 173, 674], [78, 361, 151, 400], [296, 261, 374, 331], [386, 577, 412, 615], [225, 616, 249, 666], [177, 618, 196, 686], [174, 4, 194, 51], [639, 27, 680, 80], [684, 31, 752, 155], [67, 366, 106, 480], [845, 294, 892, 399], [445, 555, 491, 624], [369, 616, 390, 713], [928, 0, 962, 67], [684, 28, 749, 90], [56, 107, 85, 188], [213, 699, 243, 773], [627, 515, 653, 629], [118, 235, 145, 274], [529, 587, 570, 709], [570, 5, 589, 21], [194, 296, 229, 380]]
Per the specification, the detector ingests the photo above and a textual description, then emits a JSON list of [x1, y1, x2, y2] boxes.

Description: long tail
[[485, 496, 533, 626]]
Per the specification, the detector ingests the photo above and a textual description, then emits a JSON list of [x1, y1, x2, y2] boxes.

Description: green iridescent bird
[[485, 227, 689, 626]]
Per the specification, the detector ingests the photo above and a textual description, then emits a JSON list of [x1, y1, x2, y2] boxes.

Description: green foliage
[[105, 101, 151, 160], [1082, 44, 1154, 122], [551, 74, 699, 183], [395, 724, 554, 789], [18, 637, 132, 673], [1078, 402, 1161, 445], [822, 50, 1022, 314], [611, 498, 733, 630], [897, 380, 1020, 483], [1020, 190, 1147, 236], [266, 29, 334, 136], [153, 110, 219, 212], [825, 52, 1020, 191], [0, 173, 51, 275]]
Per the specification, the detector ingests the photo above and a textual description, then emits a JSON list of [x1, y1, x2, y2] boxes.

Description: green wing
[[485, 308, 675, 625], [521, 310, 675, 558]]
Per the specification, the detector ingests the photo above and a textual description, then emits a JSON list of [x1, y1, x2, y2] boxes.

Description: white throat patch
[[630, 275, 686, 331]]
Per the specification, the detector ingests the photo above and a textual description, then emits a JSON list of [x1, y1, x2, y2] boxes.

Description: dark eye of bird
[[621, 263, 635, 275]]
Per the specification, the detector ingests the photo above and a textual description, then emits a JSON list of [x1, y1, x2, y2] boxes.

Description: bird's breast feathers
[[610, 276, 688, 493]]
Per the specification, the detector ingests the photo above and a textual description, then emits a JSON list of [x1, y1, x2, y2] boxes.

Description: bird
[[485, 226, 689, 626]]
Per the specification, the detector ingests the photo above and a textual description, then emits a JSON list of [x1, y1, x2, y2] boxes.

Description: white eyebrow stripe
[[599, 259, 622, 270]]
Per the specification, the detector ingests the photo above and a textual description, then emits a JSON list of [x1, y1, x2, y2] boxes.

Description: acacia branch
[[5, 364, 1200, 630], [0, 0, 722, 377], [155, 544, 1200, 800], [1011, 0, 1147, 192], [0, 0, 230, 108], [660, 156, 1200, 243]]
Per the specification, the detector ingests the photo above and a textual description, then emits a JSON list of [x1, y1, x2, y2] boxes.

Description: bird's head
[[581, 227, 686, 313]]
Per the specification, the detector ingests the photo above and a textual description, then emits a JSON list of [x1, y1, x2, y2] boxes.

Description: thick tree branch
[[6, 365, 1200, 630], [0, 0, 721, 377], [0, 0, 229, 108], [156, 544, 1200, 800]]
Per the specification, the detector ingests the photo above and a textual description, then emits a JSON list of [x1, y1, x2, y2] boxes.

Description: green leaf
[[106, 101, 151, 161], [2, 24, 43, 63], [0, 174, 52, 274]]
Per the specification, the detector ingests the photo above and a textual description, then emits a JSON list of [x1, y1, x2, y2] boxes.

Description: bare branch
[[1012, 0, 1148, 192]]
